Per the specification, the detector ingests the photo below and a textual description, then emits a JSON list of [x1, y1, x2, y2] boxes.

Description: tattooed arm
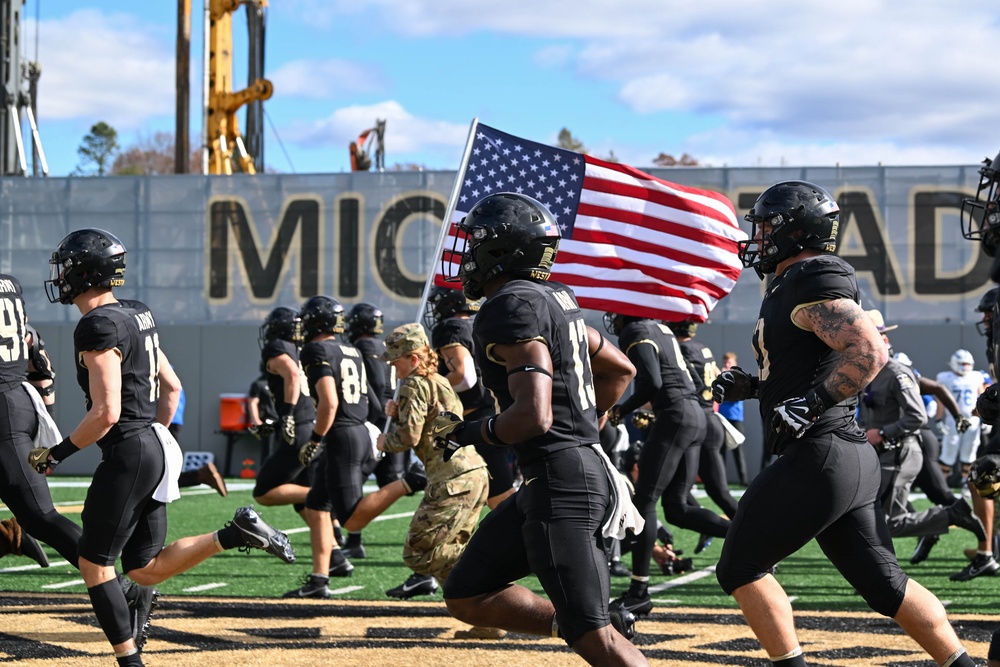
[[791, 298, 888, 402]]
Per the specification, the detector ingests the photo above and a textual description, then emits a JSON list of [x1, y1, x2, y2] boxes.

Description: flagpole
[[381, 117, 480, 438], [413, 116, 480, 328]]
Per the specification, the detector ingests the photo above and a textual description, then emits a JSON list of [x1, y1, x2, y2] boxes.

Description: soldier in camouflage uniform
[[378, 323, 490, 611]]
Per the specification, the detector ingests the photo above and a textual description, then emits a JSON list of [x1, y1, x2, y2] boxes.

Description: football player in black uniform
[[252, 307, 318, 515], [713, 182, 974, 667], [960, 153, 1000, 666], [425, 285, 516, 509], [285, 296, 411, 598], [34, 229, 294, 666], [604, 312, 729, 616], [436, 193, 647, 666], [24, 323, 56, 414], [667, 320, 739, 550], [345, 302, 407, 488]]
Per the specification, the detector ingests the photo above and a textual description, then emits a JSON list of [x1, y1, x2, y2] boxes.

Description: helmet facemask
[[961, 151, 1000, 257]]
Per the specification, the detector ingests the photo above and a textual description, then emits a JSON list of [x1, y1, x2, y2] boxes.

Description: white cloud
[[31, 10, 173, 128], [282, 100, 469, 155], [269, 59, 385, 99]]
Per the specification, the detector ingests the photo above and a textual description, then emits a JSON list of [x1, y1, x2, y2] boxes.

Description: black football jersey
[[753, 255, 867, 454], [261, 339, 316, 422], [0, 274, 29, 391], [74, 300, 159, 433], [617, 319, 696, 411], [300, 339, 369, 429], [248, 375, 278, 422], [679, 339, 719, 408], [432, 317, 493, 412], [353, 336, 395, 407], [473, 279, 599, 465]]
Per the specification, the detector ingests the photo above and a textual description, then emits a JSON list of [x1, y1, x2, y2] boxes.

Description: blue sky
[[22, 1, 1000, 176]]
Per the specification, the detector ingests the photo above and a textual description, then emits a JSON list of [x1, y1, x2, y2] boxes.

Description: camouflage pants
[[403, 467, 489, 582]]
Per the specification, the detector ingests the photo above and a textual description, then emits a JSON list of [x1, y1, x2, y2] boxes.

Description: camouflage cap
[[382, 323, 430, 361]]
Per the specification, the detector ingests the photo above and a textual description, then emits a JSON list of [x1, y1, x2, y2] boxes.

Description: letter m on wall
[[207, 197, 321, 302]]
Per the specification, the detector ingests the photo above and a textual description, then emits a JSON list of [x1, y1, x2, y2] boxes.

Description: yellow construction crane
[[205, 0, 272, 174]]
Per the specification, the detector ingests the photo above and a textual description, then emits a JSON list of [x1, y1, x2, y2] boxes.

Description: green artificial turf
[[2, 478, 997, 615]]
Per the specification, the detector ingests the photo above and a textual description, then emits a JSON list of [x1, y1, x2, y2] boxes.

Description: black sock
[[116, 653, 144, 666], [333, 525, 344, 545], [330, 548, 347, 566], [773, 655, 807, 667], [628, 581, 648, 597], [346, 532, 363, 548], [88, 579, 133, 646], [216, 524, 244, 551], [947, 651, 975, 667]]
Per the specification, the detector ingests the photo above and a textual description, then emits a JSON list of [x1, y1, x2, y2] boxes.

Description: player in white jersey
[[935, 350, 986, 483]]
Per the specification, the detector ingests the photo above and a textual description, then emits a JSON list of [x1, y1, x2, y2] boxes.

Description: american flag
[[435, 123, 745, 322]]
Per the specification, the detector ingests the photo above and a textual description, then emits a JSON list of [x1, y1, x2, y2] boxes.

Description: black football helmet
[[423, 285, 481, 328], [976, 287, 999, 336], [739, 181, 840, 279], [259, 307, 302, 348], [603, 312, 646, 337], [300, 295, 345, 341], [961, 150, 1000, 257], [665, 320, 698, 338], [444, 192, 561, 299], [45, 228, 127, 304], [345, 302, 384, 343]]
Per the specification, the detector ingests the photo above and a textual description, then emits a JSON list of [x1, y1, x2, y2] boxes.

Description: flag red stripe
[[583, 154, 736, 209], [554, 249, 730, 300]]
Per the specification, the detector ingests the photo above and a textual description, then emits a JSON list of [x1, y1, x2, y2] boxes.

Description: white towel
[[612, 424, 631, 453], [23, 382, 62, 447], [716, 412, 746, 450], [365, 421, 382, 460], [151, 423, 183, 503], [590, 444, 645, 540]]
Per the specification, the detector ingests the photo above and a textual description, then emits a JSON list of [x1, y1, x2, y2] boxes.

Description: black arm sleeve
[[619, 343, 663, 415]]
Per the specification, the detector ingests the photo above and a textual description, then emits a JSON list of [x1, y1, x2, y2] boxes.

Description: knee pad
[[292, 503, 305, 514], [402, 465, 427, 495]]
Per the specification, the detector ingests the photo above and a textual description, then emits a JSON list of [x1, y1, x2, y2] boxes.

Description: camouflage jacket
[[383, 372, 487, 481]]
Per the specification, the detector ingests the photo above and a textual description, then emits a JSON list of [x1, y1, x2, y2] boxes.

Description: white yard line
[[183, 583, 229, 593], [329, 585, 364, 595], [648, 565, 717, 593], [0, 560, 70, 573], [42, 579, 85, 589]]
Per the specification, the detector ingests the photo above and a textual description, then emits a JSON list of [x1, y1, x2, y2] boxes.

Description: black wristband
[[50, 437, 79, 462], [281, 402, 296, 416], [309, 431, 324, 444], [456, 419, 485, 446], [486, 416, 507, 445], [806, 384, 837, 413]]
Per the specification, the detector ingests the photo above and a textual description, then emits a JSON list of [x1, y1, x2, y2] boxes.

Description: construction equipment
[[204, 0, 272, 174], [0, 0, 47, 176], [350, 119, 386, 172]]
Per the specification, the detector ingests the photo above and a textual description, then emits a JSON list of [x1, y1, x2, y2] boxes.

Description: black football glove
[[606, 405, 623, 427], [432, 411, 479, 462], [27, 447, 58, 474], [298, 441, 322, 466], [248, 418, 275, 440], [771, 387, 835, 439], [279, 414, 296, 445], [630, 409, 656, 433], [969, 453, 1000, 500], [977, 385, 1000, 425], [956, 416, 973, 434], [711, 367, 759, 403]]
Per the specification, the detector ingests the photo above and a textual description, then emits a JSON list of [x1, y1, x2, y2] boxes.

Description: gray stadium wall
[[0, 166, 990, 478]]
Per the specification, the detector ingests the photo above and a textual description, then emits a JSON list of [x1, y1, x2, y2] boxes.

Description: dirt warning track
[[0, 592, 996, 666]]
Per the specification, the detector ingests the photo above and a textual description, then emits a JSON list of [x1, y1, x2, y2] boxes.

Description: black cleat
[[283, 574, 332, 599], [329, 555, 355, 578], [20, 531, 49, 568], [947, 499, 988, 542], [609, 560, 632, 577], [610, 589, 653, 617], [695, 533, 713, 554], [123, 581, 159, 652], [342, 543, 366, 559], [910, 534, 939, 565], [229, 506, 296, 563], [950, 553, 999, 581], [609, 604, 637, 640], [386, 573, 438, 599]]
